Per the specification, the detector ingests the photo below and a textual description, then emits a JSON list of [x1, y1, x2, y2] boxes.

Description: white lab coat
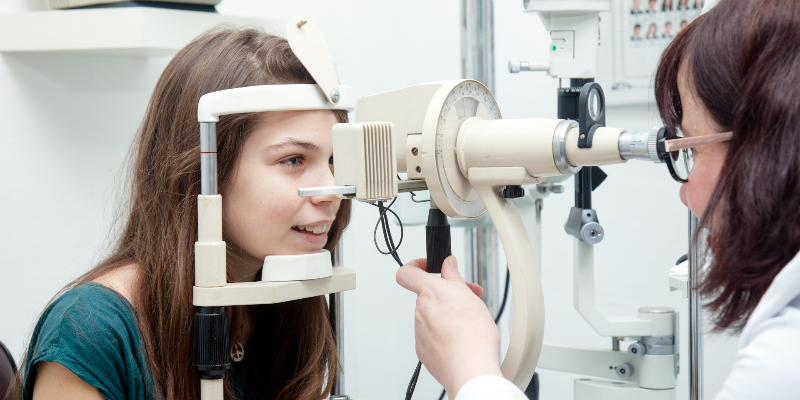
[[456, 251, 800, 400]]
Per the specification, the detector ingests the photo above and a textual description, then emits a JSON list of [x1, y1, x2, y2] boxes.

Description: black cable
[[371, 198, 404, 267], [370, 199, 422, 399], [410, 191, 430, 203], [406, 361, 423, 400], [437, 266, 511, 400], [494, 267, 511, 324]]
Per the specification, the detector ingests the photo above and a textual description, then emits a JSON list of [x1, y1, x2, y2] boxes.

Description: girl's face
[[676, 63, 728, 218], [223, 110, 341, 278]]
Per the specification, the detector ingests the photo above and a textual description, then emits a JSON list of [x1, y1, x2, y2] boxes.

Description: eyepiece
[[618, 126, 663, 163]]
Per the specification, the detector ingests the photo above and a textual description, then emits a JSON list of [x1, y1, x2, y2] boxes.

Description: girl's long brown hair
[[655, 0, 800, 332], [15, 26, 350, 400]]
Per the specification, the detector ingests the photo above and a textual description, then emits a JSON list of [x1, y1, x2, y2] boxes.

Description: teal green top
[[21, 283, 249, 400]]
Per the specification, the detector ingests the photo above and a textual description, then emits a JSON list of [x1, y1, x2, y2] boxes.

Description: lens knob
[[580, 222, 604, 244], [628, 342, 646, 358], [615, 362, 634, 379]]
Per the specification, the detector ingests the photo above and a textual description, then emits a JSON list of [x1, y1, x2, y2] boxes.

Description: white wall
[[0, 1, 738, 400]]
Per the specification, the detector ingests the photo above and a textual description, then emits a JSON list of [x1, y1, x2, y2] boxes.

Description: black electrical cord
[[371, 198, 404, 267], [436, 266, 511, 400], [370, 199, 421, 400], [407, 361, 423, 400], [410, 191, 430, 203]]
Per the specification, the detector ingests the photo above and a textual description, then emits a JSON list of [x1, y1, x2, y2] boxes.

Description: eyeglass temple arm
[[664, 131, 733, 152]]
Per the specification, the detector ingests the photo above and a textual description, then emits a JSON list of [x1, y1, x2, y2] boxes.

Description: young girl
[[15, 26, 351, 400]]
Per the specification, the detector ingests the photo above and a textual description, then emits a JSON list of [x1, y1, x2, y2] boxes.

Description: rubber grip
[[192, 307, 231, 379], [426, 208, 451, 274]]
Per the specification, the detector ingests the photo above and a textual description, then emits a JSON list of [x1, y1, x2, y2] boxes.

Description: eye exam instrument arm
[[298, 79, 670, 392]]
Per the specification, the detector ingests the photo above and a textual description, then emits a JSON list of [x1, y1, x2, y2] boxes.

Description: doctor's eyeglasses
[[658, 129, 733, 183]]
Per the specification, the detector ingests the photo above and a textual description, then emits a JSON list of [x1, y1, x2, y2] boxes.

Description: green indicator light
[[552, 45, 557, 51]]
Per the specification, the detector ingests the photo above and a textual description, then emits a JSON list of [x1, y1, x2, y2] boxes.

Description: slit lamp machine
[[190, 1, 707, 398]]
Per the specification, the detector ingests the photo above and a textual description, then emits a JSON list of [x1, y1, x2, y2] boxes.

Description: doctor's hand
[[396, 256, 503, 398]]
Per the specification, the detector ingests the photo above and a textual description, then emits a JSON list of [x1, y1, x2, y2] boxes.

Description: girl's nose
[[309, 164, 339, 204]]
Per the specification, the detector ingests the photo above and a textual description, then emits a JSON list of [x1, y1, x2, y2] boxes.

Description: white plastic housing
[[262, 250, 333, 282], [195, 195, 226, 288], [193, 266, 356, 307], [574, 379, 675, 400], [354, 83, 443, 173], [286, 16, 341, 104], [523, 0, 611, 79], [332, 122, 398, 200], [197, 84, 354, 122], [565, 126, 628, 166], [457, 117, 564, 179]]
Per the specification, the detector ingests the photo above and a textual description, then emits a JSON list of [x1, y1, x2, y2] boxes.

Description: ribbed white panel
[[362, 122, 397, 200]]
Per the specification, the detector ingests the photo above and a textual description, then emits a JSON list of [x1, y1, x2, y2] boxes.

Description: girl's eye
[[280, 155, 304, 168]]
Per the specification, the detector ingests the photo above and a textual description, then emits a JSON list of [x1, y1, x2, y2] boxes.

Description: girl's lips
[[292, 227, 329, 245]]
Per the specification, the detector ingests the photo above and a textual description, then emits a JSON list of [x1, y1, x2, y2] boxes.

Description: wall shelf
[[0, 7, 282, 57]]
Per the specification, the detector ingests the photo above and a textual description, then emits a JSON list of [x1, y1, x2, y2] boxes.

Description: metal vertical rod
[[462, 0, 500, 315], [329, 239, 347, 398], [689, 212, 704, 400], [461, 0, 495, 92], [465, 227, 501, 315], [200, 122, 218, 195]]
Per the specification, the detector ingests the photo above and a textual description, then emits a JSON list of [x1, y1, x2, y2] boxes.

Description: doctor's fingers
[[397, 257, 482, 297], [396, 259, 434, 295], [442, 256, 482, 296]]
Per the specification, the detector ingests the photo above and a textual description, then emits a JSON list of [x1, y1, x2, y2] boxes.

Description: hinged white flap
[[286, 17, 341, 105]]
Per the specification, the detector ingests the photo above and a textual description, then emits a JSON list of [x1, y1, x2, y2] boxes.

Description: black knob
[[425, 208, 451, 274], [502, 185, 525, 199], [192, 307, 231, 380]]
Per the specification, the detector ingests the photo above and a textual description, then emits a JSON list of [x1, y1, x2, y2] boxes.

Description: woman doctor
[[397, 0, 800, 399]]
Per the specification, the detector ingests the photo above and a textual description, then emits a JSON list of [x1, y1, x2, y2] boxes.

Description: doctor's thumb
[[440, 256, 464, 283]]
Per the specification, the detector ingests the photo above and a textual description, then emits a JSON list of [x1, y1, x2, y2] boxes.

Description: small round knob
[[331, 89, 340, 104], [628, 342, 646, 358], [615, 362, 633, 379], [508, 60, 522, 73], [580, 221, 604, 244]]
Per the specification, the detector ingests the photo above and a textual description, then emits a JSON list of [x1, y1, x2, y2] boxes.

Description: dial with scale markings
[[421, 80, 502, 219]]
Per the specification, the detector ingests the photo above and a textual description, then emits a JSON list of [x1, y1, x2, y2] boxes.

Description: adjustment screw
[[628, 342, 646, 358], [502, 185, 525, 199], [411, 147, 419, 156], [331, 89, 340, 104], [415, 166, 421, 173], [580, 134, 586, 140], [615, 362, 633, 379]]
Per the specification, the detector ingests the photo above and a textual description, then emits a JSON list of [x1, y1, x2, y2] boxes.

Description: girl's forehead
[[250, 110, 336, 145]]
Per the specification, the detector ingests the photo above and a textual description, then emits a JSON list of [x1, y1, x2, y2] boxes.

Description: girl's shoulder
[[22, 282, 152, 400]]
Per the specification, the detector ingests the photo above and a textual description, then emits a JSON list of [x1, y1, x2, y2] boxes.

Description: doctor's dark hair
[[655, 0, 800, 332], [14, 27, 350, 400]]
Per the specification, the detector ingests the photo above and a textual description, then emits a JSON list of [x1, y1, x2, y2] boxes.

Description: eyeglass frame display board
[[598, 0, 704, 106]]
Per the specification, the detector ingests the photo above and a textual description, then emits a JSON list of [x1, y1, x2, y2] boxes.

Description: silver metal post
[[200, 122, 218, 195], [461, 0, 495, 92], [461, 0, 501, 314], [689, 212, 704, 400], [464, 227, 501, 315], [329, 240, 348, 399]]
